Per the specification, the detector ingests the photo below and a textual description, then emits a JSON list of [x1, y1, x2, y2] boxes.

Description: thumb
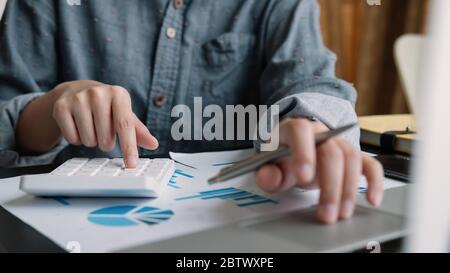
[[134, 116, 159, 150]]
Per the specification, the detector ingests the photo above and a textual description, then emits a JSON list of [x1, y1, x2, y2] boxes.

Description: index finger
[[362, 155, 384, 207], [112, 90, 138, 168], [280, 119, 316, 184]]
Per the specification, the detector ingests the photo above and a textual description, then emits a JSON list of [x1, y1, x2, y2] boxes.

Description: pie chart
[[88, 205, 174, 227]]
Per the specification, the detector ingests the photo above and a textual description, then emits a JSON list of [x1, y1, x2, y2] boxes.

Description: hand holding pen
[[210, 118, 384, 224]]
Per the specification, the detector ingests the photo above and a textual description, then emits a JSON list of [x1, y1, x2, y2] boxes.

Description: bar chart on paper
[[168, 168, 194, 189], [175, 187, 278, 207]]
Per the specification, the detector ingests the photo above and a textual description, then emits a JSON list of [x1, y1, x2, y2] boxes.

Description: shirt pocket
[[188, 33, 257, 106]]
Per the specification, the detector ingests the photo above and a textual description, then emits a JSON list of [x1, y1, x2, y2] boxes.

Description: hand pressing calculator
[[20, 158, 175, 198]]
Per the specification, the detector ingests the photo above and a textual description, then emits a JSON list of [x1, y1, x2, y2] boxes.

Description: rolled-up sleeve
[[258, 0, 359, 147], [0, 0, 66, 167], [0, 93, 68, 167]]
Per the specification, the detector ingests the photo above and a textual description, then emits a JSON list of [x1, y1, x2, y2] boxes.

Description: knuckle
[[293, 148, 313, 165], [281, 117, 294, 124], [54, 82, 68, 91], [344, 189, 357, 199], [293, 118, 310, 128], [62, 132, 76, 144], [321, 194, 338, 206], [318, 141, 343, 161], [82, 138, 97, 148], [111, 85, 129, 98], [67, 136, 81, 145], [343, 145, 362, 162], [98, 136, 115, 151], [282, 118, 311, 135], [87, 87, 104, 101], [343, 176, 358, 192], [115, 116, 132, 131], [283, 119, 300, 134], [123, 143, 137, 156], [373, 159, 384, 175], [367, 155, 383, 173], [53, 99, 69, 116], [72, 92, 85, 105]]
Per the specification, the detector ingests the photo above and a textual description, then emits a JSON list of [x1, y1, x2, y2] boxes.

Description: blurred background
[[0, 0, 429, 115], [318, 0, 429, 115]]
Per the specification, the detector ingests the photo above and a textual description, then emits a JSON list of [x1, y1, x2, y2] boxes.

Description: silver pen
[[208, 123, 357, 184]]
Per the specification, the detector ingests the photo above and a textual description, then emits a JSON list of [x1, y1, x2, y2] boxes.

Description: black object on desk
[[0, 164, 65, 253], [375, 154, 411, 183], [361, 143, 412, 183]]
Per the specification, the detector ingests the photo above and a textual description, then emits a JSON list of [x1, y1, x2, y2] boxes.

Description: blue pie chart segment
[[88, 205, 174, 227]]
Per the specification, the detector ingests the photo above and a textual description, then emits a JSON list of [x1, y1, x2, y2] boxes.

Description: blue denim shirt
[[0, 0, 359, 167]]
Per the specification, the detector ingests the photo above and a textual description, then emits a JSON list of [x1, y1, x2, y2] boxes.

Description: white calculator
[[20, 158, 175, 198]]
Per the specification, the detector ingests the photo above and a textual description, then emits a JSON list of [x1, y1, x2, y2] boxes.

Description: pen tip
[[208, 176, 221, 184]]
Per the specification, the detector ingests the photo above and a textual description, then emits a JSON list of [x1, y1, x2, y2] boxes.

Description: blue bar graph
[[175, 169, 194, 179], [358, 186, 367, 193], [53, 197, 70, 206], [168, 168, 194, 189], [168, 175, 181, 189], [175, 187, 278, 207]]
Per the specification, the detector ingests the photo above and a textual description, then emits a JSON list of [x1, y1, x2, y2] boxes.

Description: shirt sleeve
[[0, 0, 66, 167], [0, 93, 68, 167], [257, 0, 359, 148]]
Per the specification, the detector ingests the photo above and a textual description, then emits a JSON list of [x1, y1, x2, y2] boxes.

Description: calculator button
[[88, 159, 108, 166], [118, 170, 140, 176], [97, 170, 119, 176], [69, 158, 89, 163]]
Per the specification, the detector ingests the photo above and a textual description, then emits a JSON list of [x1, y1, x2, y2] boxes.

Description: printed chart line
[[175, 187, 277, 207], [173, 160, 197, 170], [168, 168, 194, 189], [211, 160, 244, 167], [53, 197, 70, 206]]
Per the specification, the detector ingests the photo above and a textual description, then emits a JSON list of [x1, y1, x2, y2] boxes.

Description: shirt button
[[166, 27, 176, 39], [153, 95, 166, 107], [174, 0, 183, 9]]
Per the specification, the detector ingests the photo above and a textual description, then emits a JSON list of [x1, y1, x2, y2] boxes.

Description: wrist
[[283, 116, 328, 133], [16, 90, 63, 154]]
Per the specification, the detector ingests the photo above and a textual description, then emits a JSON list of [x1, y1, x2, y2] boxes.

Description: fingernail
[[318, 204, 338, 224], [298, 164, 314, 182], [125, 157, 138, 168], [371, 191, 383, 207], [340, 200, 354, 219], [153, 138, 159, 148]]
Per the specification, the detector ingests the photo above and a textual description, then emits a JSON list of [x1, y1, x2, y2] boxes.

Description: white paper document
[[0, 149, 405, 252]]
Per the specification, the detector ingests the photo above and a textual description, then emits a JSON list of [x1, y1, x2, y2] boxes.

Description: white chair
[[0, 0, 6, 20], [394, 34, 425, 113]]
